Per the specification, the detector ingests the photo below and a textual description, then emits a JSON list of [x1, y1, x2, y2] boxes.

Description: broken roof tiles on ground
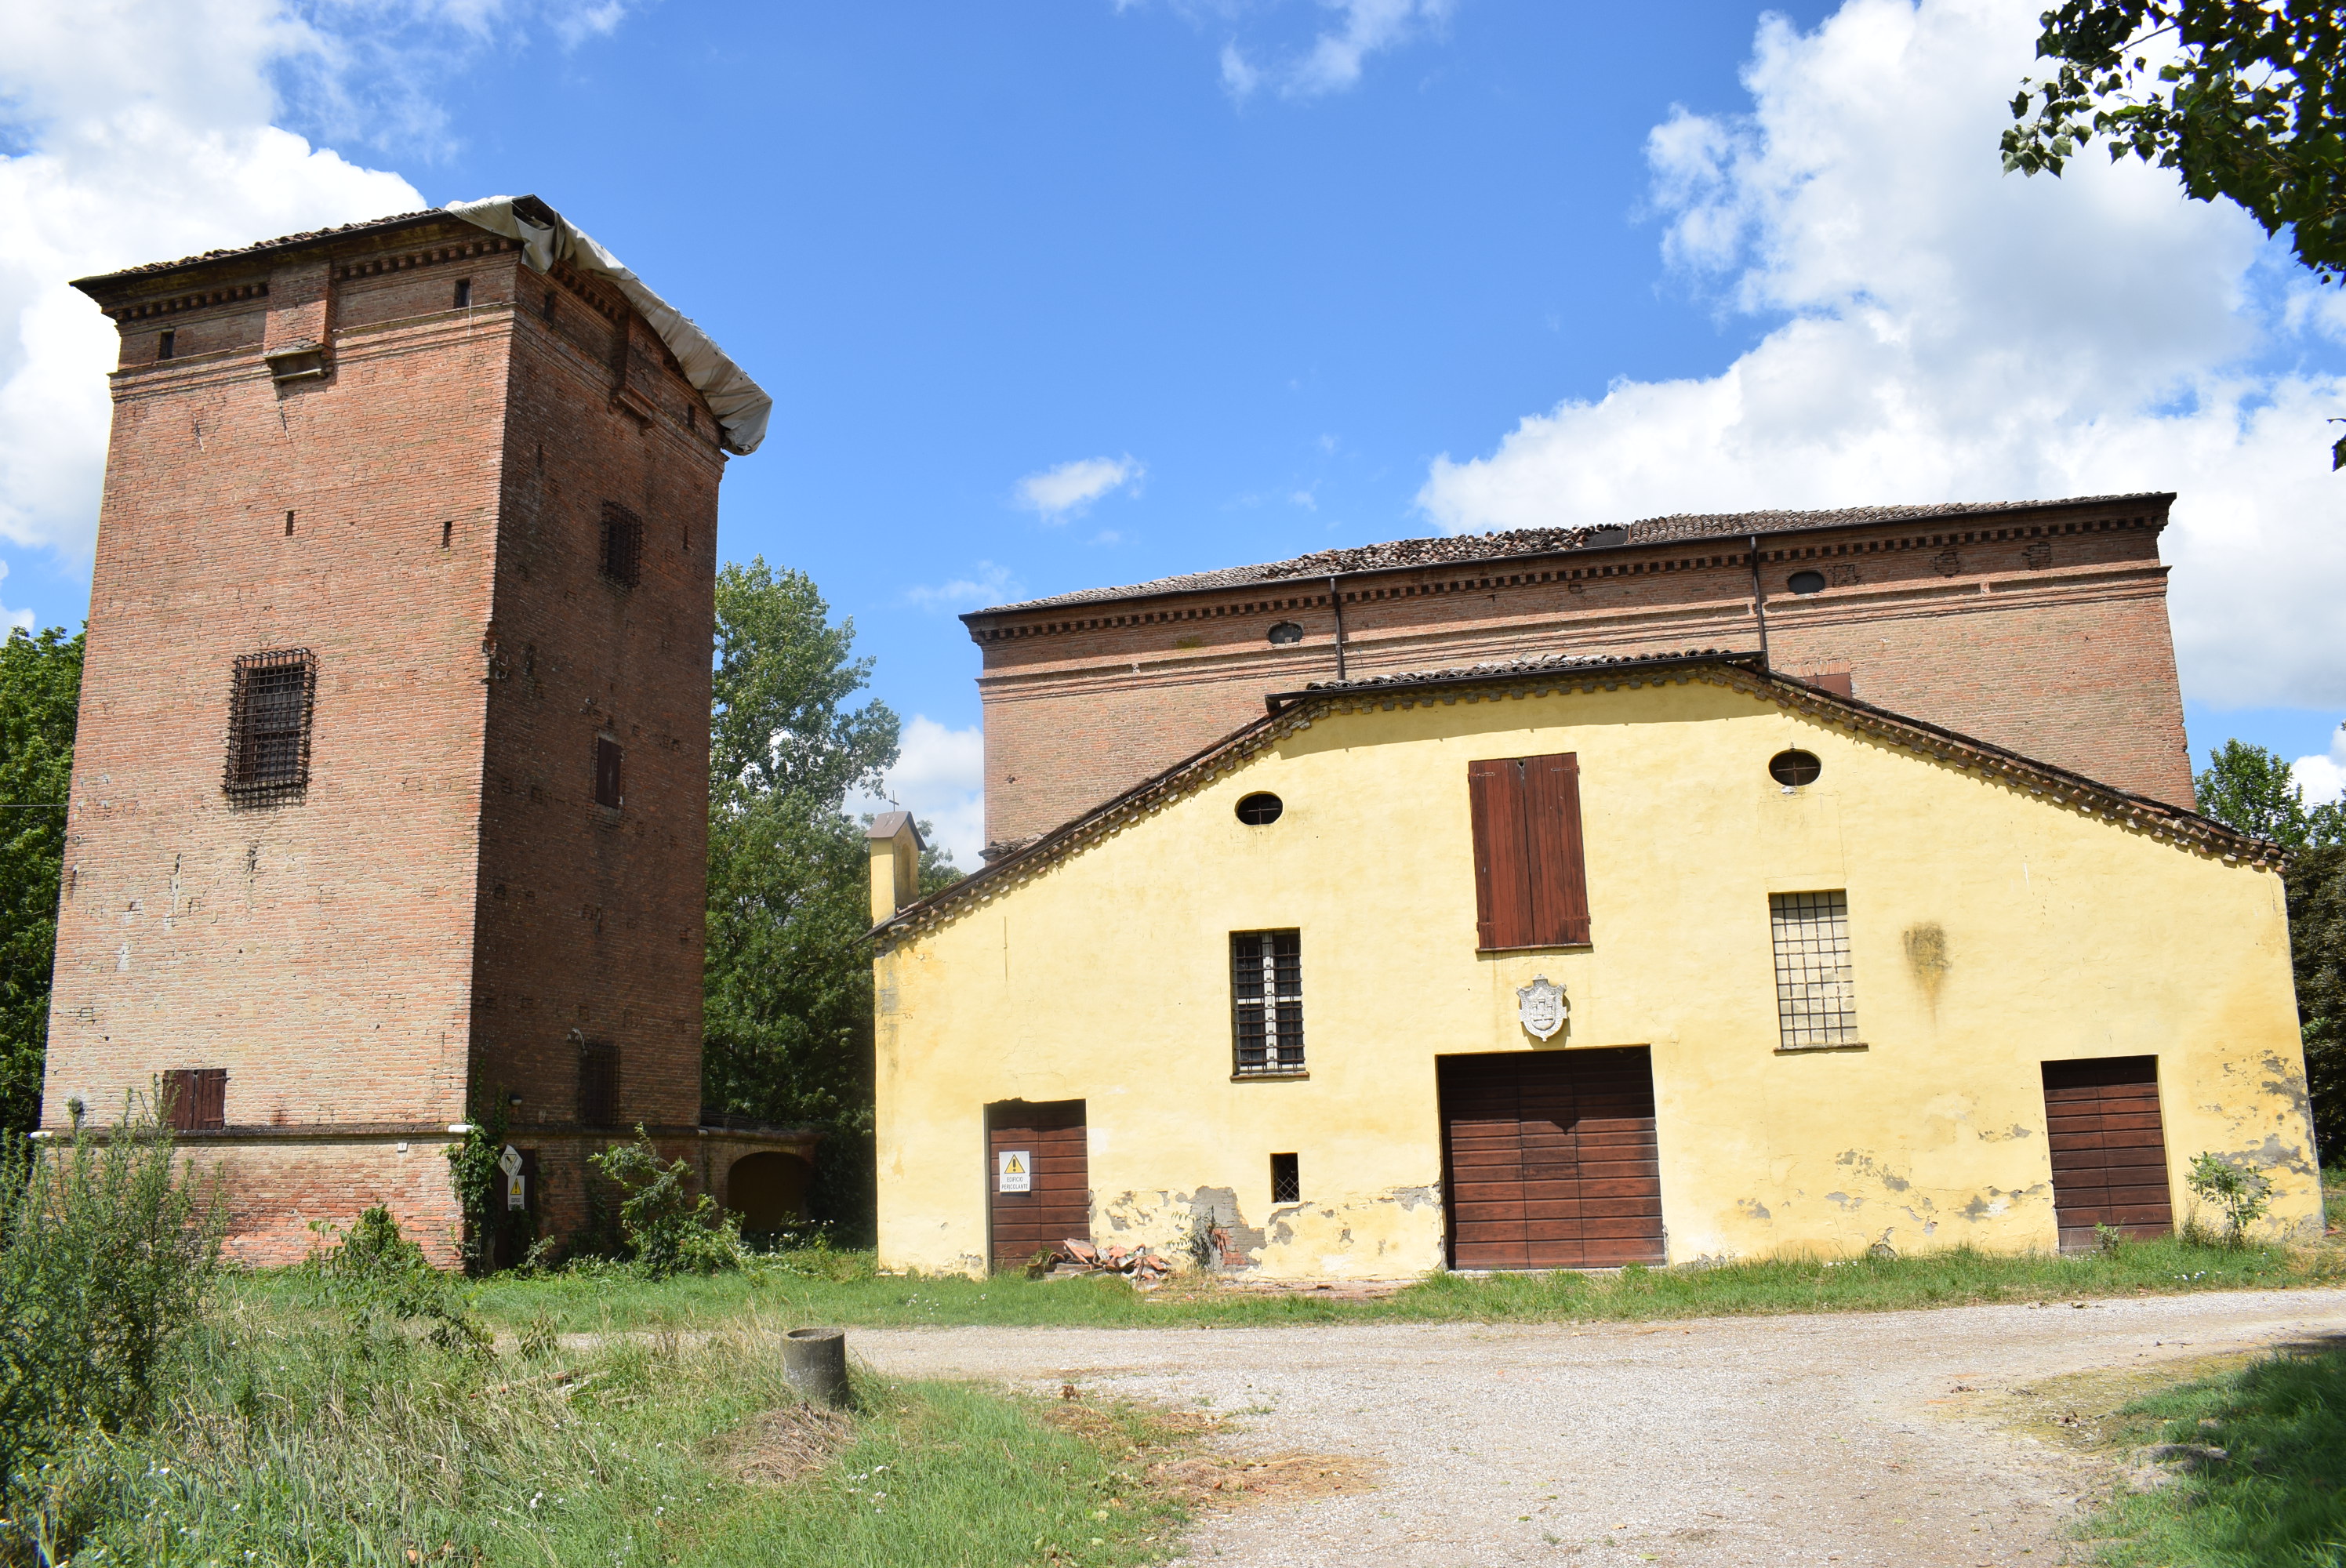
[[974, 492, 2174, 615]]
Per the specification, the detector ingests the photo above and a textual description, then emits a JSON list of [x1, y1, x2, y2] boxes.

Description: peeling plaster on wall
[[1737, 1197, 1772, 1221], [1836, 1149, 1911, 1192], [2257, 1051, 2317, 1133], [1825, 1191, 1861, 1210], [1387, 1185, 1440, 1210], [1977, 1123, 2036, 1142], [2239, 1132, 2315, 1178], [1956, 1183, 2047, 1221]]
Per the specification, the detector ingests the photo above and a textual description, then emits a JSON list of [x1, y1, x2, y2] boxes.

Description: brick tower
[[50, 198, 812, 1263]]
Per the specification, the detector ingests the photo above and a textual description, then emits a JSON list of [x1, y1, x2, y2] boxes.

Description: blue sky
[[4, 0, 2345, 862]]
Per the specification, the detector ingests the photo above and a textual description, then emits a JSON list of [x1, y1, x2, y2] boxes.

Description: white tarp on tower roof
[[445, 194, 772, 456]]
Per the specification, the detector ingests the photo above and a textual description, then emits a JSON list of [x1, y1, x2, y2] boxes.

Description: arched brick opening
[[727, 1151, 812, 1234]]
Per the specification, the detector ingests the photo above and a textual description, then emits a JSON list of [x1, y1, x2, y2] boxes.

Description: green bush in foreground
[[591, 1127, 749, 1277], [2080, 1345, 2346, 1566], [0, 1103, 221, 1536]]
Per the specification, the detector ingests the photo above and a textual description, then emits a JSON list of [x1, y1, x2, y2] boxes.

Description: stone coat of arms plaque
[[1516, 975, 1568, 1041]]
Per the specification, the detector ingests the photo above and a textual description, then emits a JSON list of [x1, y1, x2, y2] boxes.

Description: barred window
[[224, 649, 315, 800], [1770, 891, 1859, 1049], [1232, 930, 1303, 1076], [578, 1040, 619, 1127], [600, 501, 642, 587]]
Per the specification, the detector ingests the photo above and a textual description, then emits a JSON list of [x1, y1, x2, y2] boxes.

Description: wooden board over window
[[1467, 753, 1591, 950], [986, 1100, 1089, 1272], [1438, 1047, 1661, 1269], [2042, 1055, 2174, 1252]]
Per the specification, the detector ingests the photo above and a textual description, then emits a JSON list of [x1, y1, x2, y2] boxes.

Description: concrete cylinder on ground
[[783, 1327, 850, 1406]]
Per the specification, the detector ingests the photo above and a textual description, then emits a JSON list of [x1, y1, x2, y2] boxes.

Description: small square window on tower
[[223, 649, 316, 801], [600, 502, 643, 587], [594, 735, 623, 809]]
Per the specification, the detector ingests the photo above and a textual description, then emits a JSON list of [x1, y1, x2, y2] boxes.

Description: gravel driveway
[[851, 1287, 2346, 1567]]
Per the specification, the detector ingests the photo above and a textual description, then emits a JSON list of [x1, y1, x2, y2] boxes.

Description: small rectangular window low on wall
[[1232, 930, 1303, 1076], [1270, 1152, 1300, 1203], [594, 735, 623, 809], [577, 1040, 619, 1127], [1770, 891, 1860, 1049]]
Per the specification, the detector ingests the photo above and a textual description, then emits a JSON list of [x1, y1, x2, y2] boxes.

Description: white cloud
[[0, 0, 427, 573], [852, 716, 987, 871], [1287, 0, 1451, 97], [1220, 42, 1264, 100], [1015, 455, 1146, 522], [906, 561, 1025, 611], [0, 0, 639, 590], [2295, 729, 2346, 808], [1415, 0, 2346, 711]]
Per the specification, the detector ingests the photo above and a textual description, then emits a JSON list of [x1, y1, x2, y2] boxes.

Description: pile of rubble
[[1030, 1238, 1172, 1288]]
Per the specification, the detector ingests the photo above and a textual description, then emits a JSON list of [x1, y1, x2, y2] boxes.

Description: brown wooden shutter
[[1522, 753, 1590, 946], [1469, 753, 1590, 949], [1467, 760, 1529, 949], [161, 1069, 196, 1131], [194, 1068, 227, 1130]]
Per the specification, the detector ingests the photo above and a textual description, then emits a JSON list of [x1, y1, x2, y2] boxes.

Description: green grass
[[2075, 1343, 2346, 1567], [408, 1235, 2346, 1336], [27, 1284, 1193, 1566]]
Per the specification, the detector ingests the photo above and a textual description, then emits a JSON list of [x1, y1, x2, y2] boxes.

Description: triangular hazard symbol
[[1004, 1155, 1025, 1174]]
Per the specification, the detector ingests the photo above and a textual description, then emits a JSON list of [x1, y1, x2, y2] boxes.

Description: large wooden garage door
[[2042, 1056, 2173, 1252], [1439, 1048, 1664, 1269], [986, 1100, 1089, 1272]]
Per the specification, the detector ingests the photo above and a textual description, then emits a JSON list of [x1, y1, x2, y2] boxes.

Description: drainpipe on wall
[[1328, 572, 1349, 681], [1747, 533, 1770, 670]]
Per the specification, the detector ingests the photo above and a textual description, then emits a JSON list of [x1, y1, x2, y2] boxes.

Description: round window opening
[[1769, 749, 1823, 787], [1787, 569, 1828, 595], [1266, 621, 1305, 645], [1236, 792, 1284, 826]]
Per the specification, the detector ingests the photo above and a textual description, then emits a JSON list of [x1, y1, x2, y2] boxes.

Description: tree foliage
[[2195, 739, 2346, 1160], [702, 561, 904, 1240], [2001, 3, 2346, 460], [0, 628, 81, 1134]]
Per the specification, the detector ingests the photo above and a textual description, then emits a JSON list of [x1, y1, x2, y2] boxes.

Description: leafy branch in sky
[[2001, 2, 2346, 463]]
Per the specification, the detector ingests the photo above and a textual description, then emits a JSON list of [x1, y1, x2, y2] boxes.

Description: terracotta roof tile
[[973, 493, 2173, 615], [72, 211, 447, 286]]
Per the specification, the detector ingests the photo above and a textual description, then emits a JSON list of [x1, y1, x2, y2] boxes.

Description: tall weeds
[[0, 1102, 221, 1486]]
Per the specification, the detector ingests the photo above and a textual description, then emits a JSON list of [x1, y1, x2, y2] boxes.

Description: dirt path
[[850, 1287, 2346, 1566]]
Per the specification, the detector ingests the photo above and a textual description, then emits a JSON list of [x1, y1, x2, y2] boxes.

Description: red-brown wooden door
[[2042, 1056, 2173, 1252], [1439, 1048, 1664, 1269], [986, 1100, 1090, 1272]]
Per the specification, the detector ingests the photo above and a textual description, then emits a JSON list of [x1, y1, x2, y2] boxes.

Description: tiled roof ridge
[[870, 646, 2275, 950], [73, 210, 448, 285], [971, 492, 2174, 615]]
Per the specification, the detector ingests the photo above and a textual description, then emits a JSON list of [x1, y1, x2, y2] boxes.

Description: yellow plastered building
[[867, 652, 2319, 1279]]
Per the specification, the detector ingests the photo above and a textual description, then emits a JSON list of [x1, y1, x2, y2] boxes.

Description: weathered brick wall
[[971, 506, 2193, 844], [467, 258, 722, 1139], [49, 216, 731, 1262]]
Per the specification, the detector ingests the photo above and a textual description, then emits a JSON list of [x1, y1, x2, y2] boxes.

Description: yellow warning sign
[[997, 1149, 1032, 1193]]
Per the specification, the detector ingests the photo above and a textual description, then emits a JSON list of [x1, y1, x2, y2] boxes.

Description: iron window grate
[[224, 649, 316, 803], [1233, 930, 1303, 1076], [601, 502, 643, 587], [1770, 890, 1859, 1048]]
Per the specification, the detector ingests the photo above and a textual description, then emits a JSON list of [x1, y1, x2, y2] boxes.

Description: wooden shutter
[[1468, 753, 1591, 949], [161, 1069, 196, 1131], [595, 736, 623, 808], [164, 1068, 226, 1131]]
